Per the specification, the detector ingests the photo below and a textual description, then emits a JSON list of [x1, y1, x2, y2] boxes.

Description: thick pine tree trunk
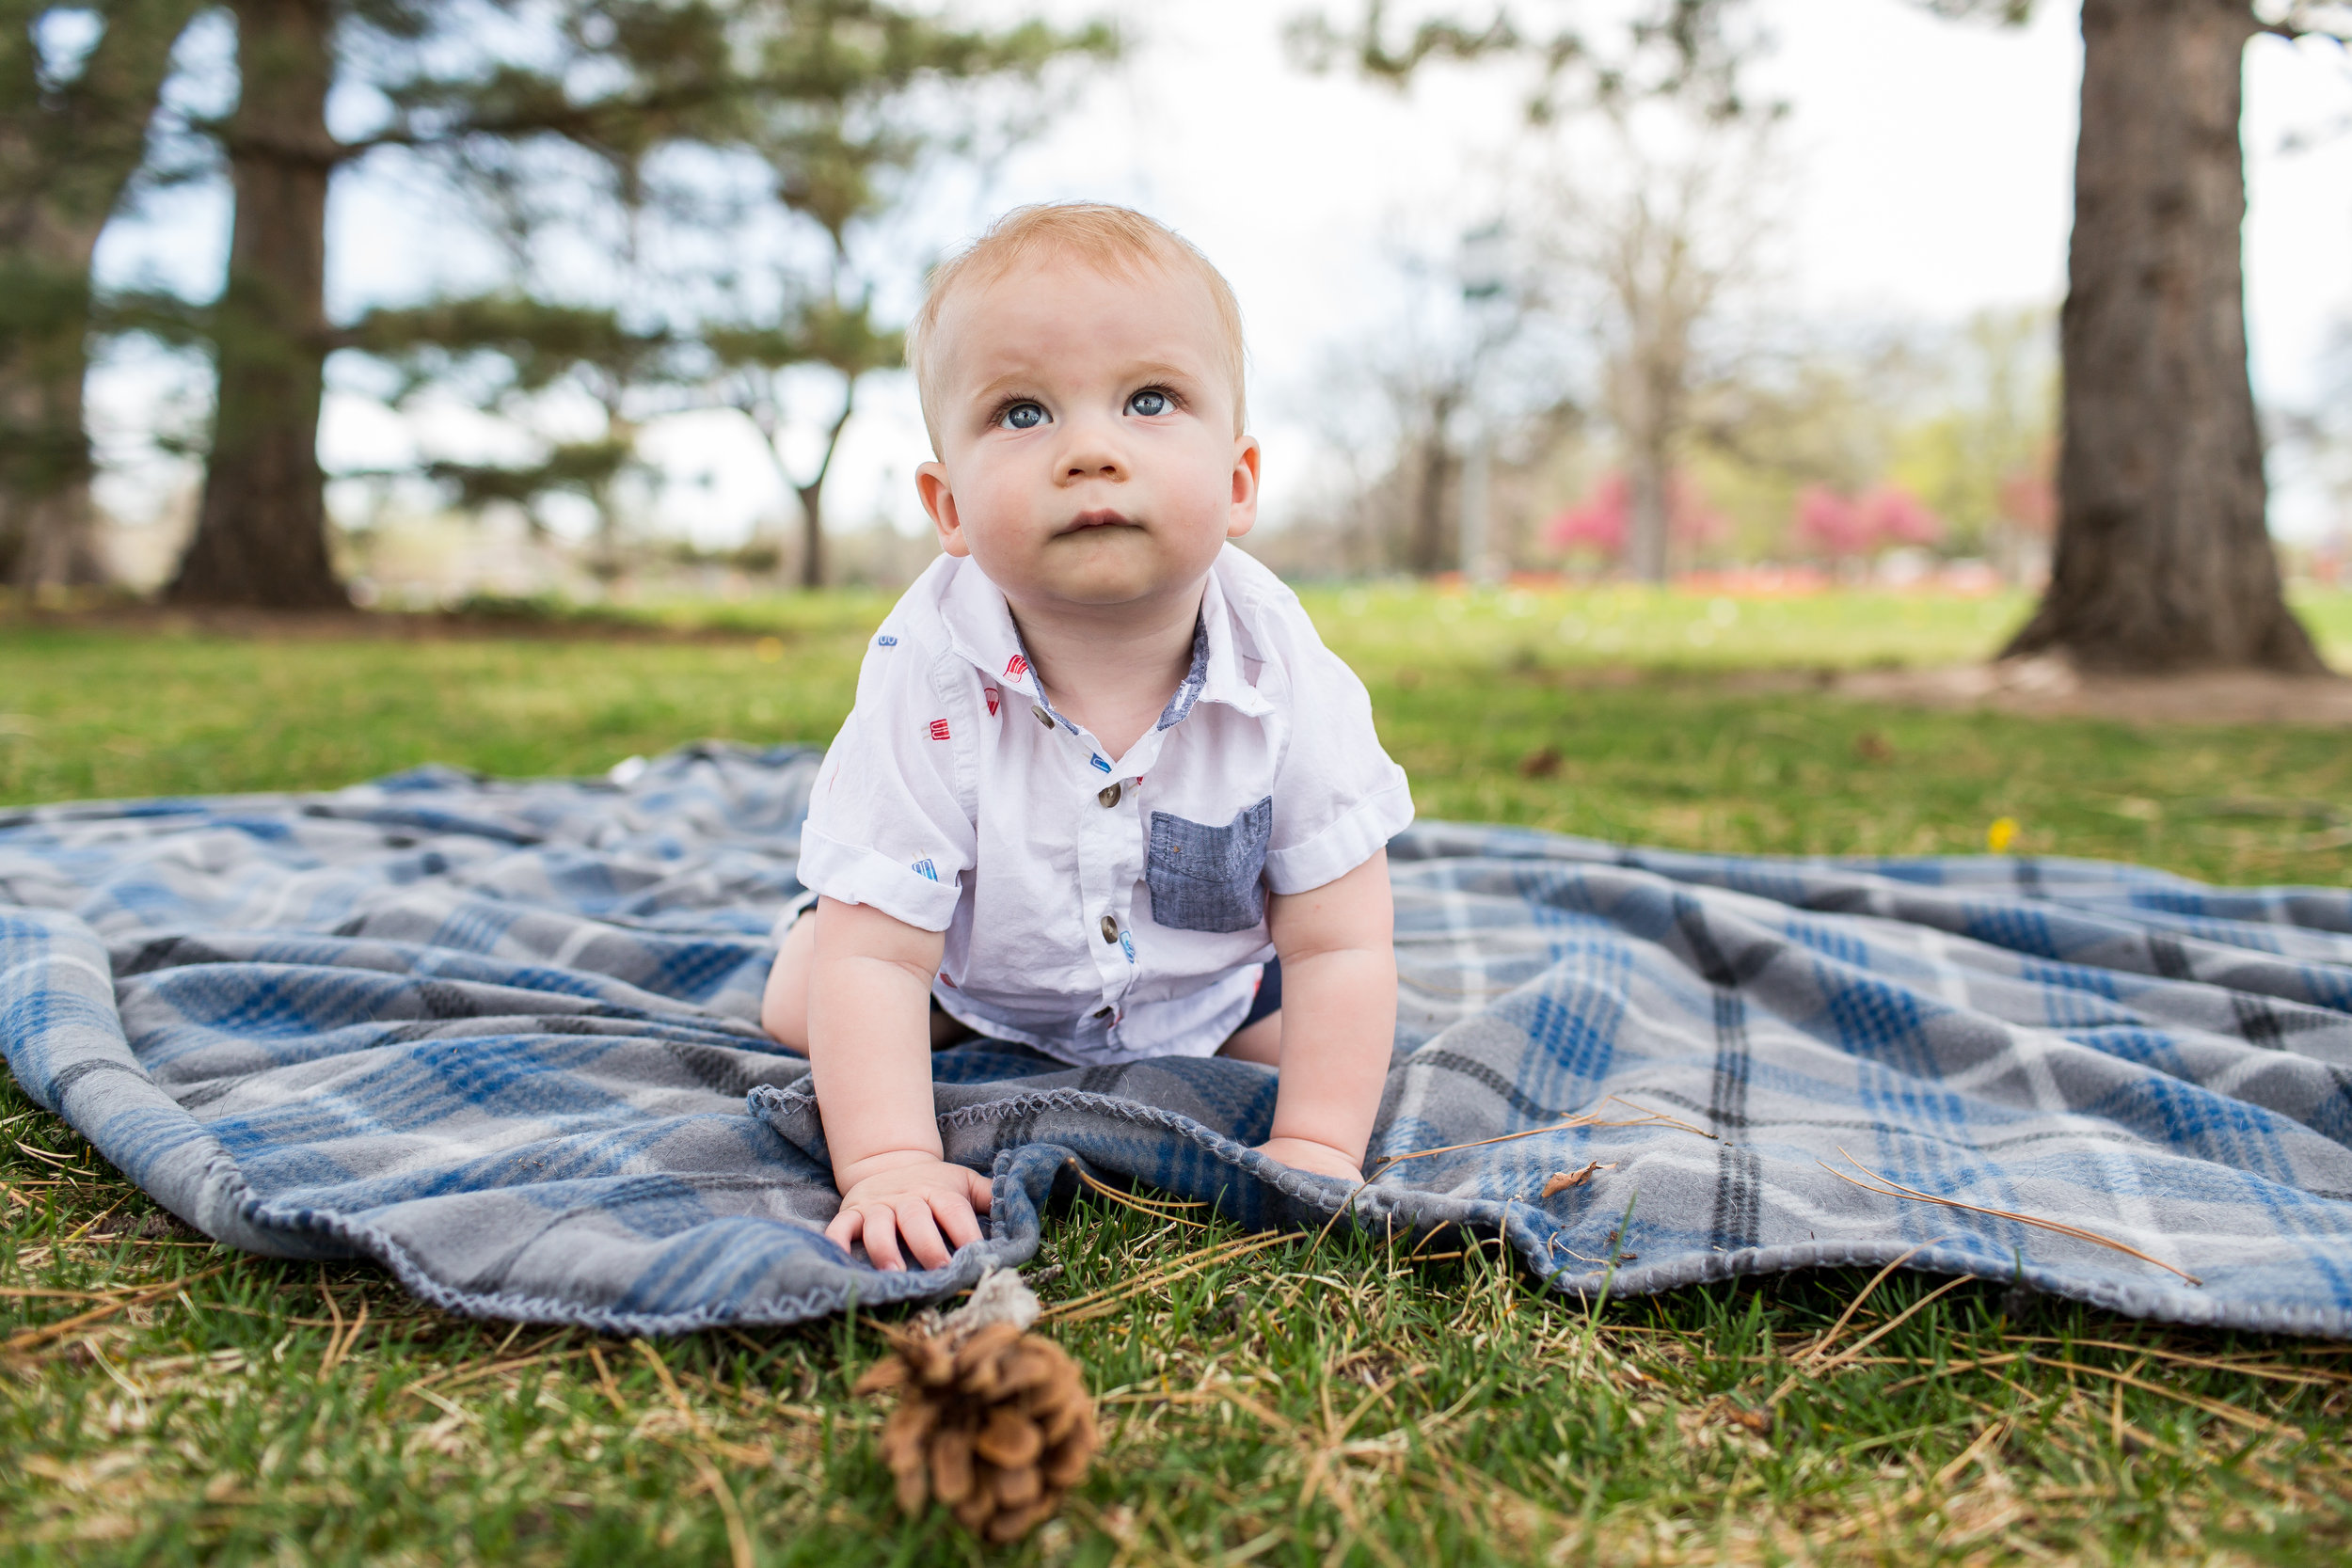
[[2, 0, 198, 591], [2003, 0, 2324, 673], [167, 0, 347, 609], [0, 261, 107, 590]]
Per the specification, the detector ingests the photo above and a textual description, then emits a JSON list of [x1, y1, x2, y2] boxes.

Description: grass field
[[5, 585, 2351, 1564]]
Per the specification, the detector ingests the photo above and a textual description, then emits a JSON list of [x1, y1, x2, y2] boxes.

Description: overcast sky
[[89, 0, 2352, 545]]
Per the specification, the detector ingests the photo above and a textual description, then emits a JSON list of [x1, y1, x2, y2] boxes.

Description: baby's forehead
[[957, 249, 1220, 333]]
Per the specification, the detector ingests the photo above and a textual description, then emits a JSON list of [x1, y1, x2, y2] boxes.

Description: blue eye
[[1127, 388, 1170, 417], [1001, 402, 1045, 430]]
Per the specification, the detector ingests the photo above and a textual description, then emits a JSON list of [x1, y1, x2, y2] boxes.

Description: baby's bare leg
[[1218, 1011, 1281, 1065], [760, 912, 818, 1053]]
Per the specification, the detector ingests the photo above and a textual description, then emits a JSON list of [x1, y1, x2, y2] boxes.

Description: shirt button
[[1099, 914, 1119, 943], [1098, 782, 1121, 808], [1032, 706, 1055, 729]]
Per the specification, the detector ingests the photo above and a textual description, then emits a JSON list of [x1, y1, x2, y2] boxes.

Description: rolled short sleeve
[[1258, 609, 1414, 895], [796, 631, 976, 931]]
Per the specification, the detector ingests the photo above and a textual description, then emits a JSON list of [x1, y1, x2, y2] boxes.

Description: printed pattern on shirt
[[913, 858, 939, 881], [983, 686, 1001, 717], [1005, 654, 1028, 680], [928, 719, 950, 741]]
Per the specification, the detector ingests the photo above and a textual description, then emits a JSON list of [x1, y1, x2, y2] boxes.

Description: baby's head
[[908, 203, 1260, 615]]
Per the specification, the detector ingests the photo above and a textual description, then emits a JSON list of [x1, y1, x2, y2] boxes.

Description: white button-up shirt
[[795, 544, 1413, 1065]]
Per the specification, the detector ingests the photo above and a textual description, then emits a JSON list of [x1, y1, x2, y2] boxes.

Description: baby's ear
[[916, 463, 970, 557], [1225, 436, 1262, 540]]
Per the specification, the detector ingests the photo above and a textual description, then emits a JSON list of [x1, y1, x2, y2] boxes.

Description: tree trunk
[[1407, 391, 1456, 576], [1626, 441, 1670, 584], [2003, 0, 2323, 673], [793, 380, 859, 590], [0, 263, 108, 591], [795, 480, 824, 589], [167, 0, 347, 609], [1, 0, 199, 591]]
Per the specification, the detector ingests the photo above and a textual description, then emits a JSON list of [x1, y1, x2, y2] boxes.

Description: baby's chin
[[1020, 530, 1215, 608]]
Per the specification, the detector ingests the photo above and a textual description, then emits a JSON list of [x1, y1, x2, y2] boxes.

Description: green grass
[[5, 586, 2352, 1564]]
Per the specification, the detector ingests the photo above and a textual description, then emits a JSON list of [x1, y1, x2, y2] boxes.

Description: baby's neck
[[1008, 581, 1205, 765]]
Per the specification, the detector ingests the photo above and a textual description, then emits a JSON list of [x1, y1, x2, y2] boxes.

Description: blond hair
[[905, 202, 1248, 449]]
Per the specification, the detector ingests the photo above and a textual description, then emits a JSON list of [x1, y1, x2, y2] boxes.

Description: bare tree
[[1295, 0, 1776, 582], [1539, 112, 1772, 581]]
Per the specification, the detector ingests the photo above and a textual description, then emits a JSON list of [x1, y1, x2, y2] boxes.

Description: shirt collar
[[934, 555, 1272, 731]]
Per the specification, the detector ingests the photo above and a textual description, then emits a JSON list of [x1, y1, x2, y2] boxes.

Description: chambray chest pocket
[[1147, 798, 1274, 934]]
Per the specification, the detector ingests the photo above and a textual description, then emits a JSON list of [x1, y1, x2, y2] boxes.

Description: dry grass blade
[[1999, 1337, 2348, 1388], [2042, 1357, 2306, 1441], [317, 1273, 346, 1376], [636, 1338, 710, 1436], [1823, 1148, 2202, 1285], [1041, 1231, 1299, 1323], [1369, 1094, 1717, 1175], [684, 1449, 755, 1568], [1070, 1166, 1211, 1229], [1934, 1417, 2011, 1488], [1802, 1239, 1951, 1369], [1, 1263, 230, 1356], [1809, 1275, 1974, 1374], [587, 1342, 628, 1417]]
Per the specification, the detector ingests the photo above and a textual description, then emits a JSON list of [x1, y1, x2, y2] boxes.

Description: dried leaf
[[1539, 1161, 1615, 1197]]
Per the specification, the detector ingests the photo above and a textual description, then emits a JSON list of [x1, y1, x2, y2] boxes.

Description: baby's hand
[[826, 1152, 993, 1272], [1254, 1135, 1366, 1184]]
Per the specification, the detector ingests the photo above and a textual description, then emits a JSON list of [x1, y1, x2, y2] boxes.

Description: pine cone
[[854, 1272, 1098, 1543]]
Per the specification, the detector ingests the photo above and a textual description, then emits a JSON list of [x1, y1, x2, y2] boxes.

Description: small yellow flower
[[1986, 816, 2019, 854], [755, 636, 785, 663]]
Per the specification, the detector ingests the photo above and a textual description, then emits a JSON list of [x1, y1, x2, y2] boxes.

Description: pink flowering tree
[[1546, 470, 1728, 569], [1790, 483, 1943, 564]]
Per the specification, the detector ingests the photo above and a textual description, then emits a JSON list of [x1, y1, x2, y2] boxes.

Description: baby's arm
[[1256, 849, 1396, 1181], [806, 896, 993, 1271]]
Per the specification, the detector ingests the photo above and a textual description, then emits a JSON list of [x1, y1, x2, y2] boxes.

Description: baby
[[760, 203, 1412, 1271]]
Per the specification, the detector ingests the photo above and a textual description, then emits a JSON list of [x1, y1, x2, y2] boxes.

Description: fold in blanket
[[4, 746, 2349, 1337]]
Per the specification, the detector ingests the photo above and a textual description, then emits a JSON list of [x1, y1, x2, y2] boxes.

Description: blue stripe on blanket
[[5, 745, 2349, 1336]]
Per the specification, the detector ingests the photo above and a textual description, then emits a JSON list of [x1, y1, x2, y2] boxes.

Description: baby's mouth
[[1060, 509, 1139, 534]]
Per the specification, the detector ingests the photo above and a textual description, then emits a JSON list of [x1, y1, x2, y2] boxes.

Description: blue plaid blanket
[[5, 746, 2348, 1337]]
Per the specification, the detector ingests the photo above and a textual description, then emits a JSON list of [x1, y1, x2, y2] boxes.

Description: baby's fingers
[[892, 1199, 954, 1272], [932, 1189, 984, 1254], [857, 1205, 910, 1272]]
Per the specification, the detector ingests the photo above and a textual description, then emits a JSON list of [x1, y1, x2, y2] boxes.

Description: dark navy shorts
[[928, 958, 1282, 1048], [1237, 958, 1282, 1031]]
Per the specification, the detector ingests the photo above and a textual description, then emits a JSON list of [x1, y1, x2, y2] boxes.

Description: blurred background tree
[[1300, 0, 2344, 673], [1, 0, 199, 592], [1930, 0, 2346, 672], [26, 0, 1107, 609]]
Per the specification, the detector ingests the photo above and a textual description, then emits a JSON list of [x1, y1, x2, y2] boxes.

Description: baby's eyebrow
[[1119, 360, 1201, 388], [961, 359, 1208, 411]]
